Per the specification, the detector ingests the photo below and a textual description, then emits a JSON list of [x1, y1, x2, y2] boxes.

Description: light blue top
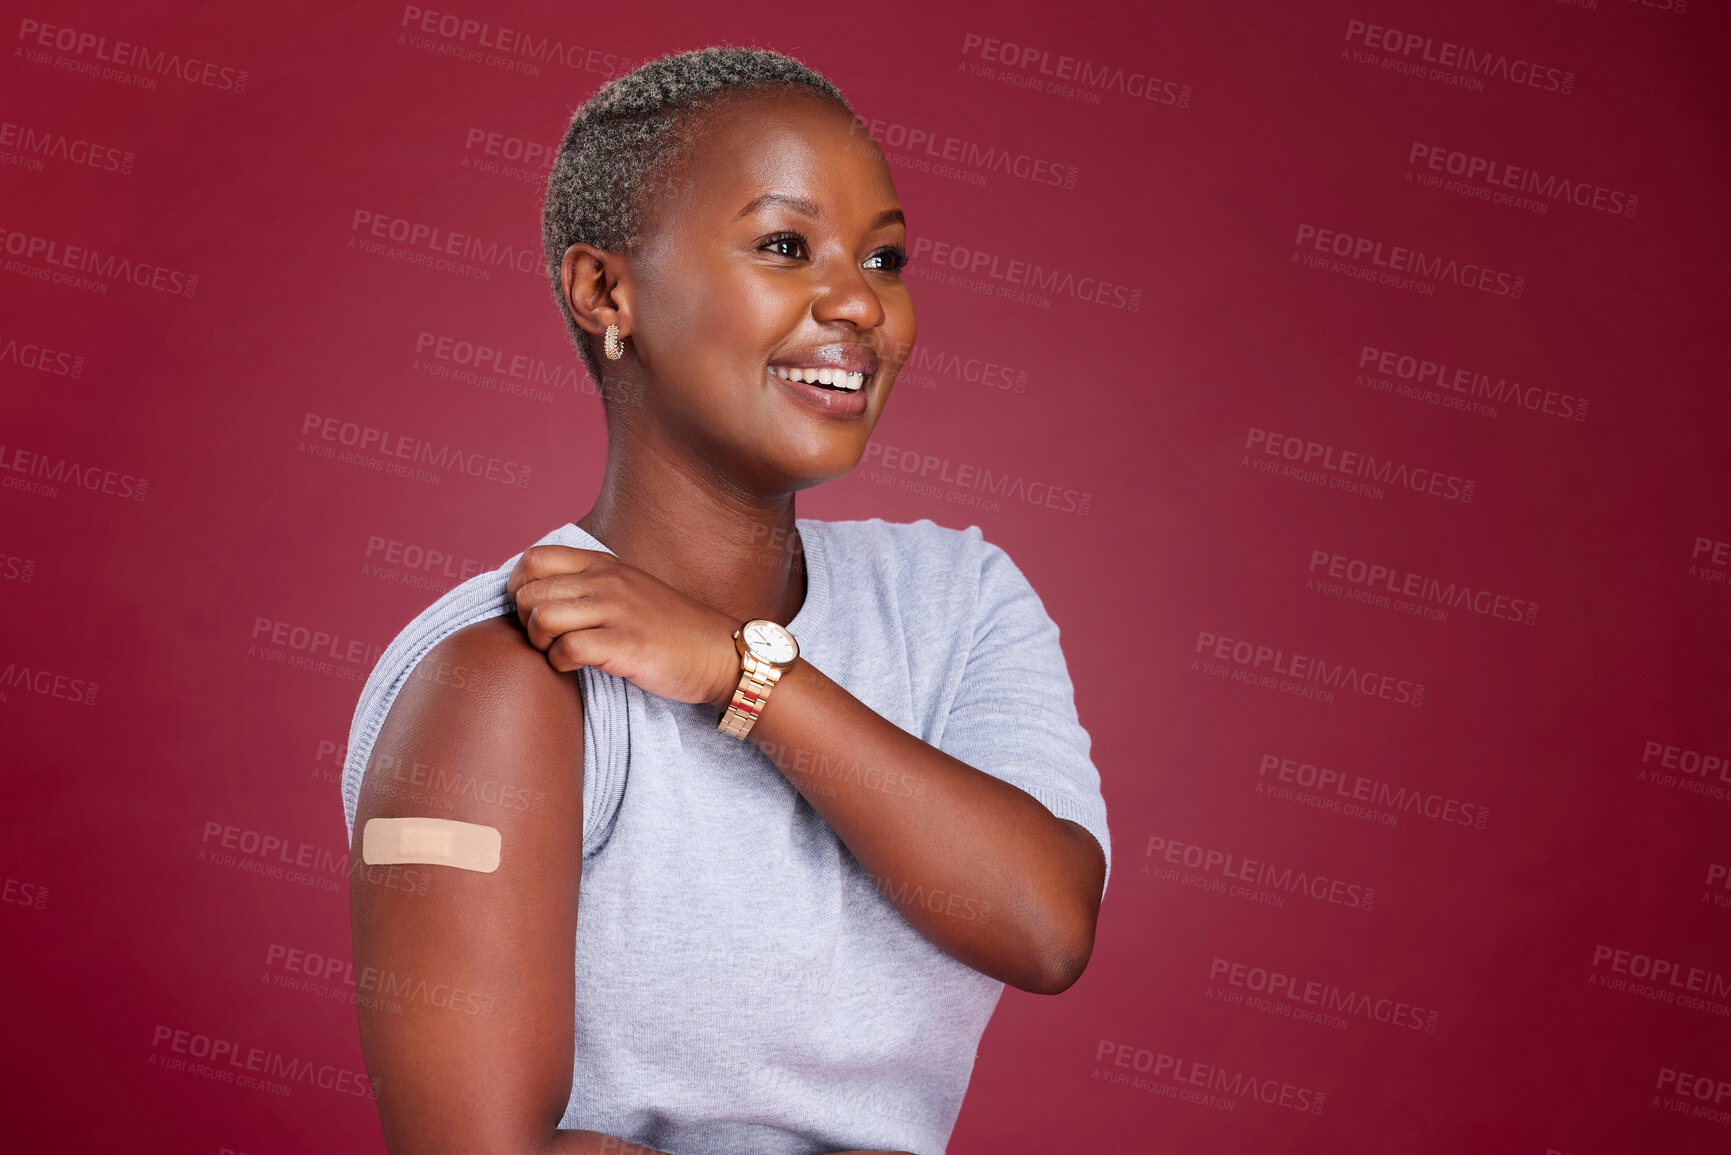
[[341, 516, 1111, 1155]]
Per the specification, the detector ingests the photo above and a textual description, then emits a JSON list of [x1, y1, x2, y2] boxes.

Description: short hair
[[541, 46, 854, 387]]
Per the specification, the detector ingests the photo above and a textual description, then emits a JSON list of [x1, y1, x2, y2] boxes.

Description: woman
[[342, 46, 1110, 1155]]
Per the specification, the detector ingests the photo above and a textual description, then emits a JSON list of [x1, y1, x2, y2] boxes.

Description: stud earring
[[603, 323, 625, 361]]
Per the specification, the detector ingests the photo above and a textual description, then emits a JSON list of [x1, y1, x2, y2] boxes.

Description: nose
[[810, 255, 887, 331]]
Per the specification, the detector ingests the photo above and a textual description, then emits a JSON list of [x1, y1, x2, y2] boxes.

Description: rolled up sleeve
[[935, 538, 1112, 896]]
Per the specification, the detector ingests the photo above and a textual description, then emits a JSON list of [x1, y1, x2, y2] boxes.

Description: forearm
[[545, 1132, 904, 1154], [740, 656, 1103, 993], [546, 1131, 670, 1154]]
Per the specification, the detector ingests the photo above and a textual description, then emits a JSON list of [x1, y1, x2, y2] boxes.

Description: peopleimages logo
[[862, 441, 1091, 516], [1093, 1039, 1326, 1114], [250, 616, 383, 670], [350, 211, 539, 278], [298, 412, 532, 489], [462, 127, 553, 172], [414, 331, 579, 391], [1590, 944, 1731, 1006], [0, 226, 198, 297], [849, 116, 1079, 190], [149, 1024, 376, 1098], [0, 443, 148, 502], [1144, 835, 1377, 911], [961, 33, 1191, 107], [363, 534, 487, 586], [1657, 1067, 1731, 1108], [1357, 344, 1587, 422], [0, 119, 134, 174], [1308, 549, 1538, 627], [1407, 142, 1637, 218], [1195, 628, 1426, 708], [1643, 739, 1730, 784], [0, 659, 99, 706], [17, 18, 249, 92], [1258, 752, 1490, 830], [1246, 427, 1475, 504], [909, 235, 1141, 311], [1294, 223, 1525, 298], [1342, 18, 1574, 95], [1655, 1066, 1731, 1128], [265, 942, 497, 1019], [1208, 956, 1440, 1033], [893, 342, 1028, 394], [397, 7, 634, 77], [1691, 536, 1731, 589]]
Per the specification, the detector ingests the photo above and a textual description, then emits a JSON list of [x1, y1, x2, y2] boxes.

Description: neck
[[575, 432, 808, 629]]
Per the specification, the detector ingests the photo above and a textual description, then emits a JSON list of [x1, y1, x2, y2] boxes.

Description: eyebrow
[[735, 192, 821, 220], [734, 193, 906, 230]]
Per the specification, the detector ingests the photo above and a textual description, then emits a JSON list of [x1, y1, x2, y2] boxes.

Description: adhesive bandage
[[362, 817, 501, 873]]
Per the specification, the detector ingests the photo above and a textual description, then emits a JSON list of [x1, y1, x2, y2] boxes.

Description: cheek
[[884, 290, 917, 359], [894, 295, 917, 342], [649, 260, 803, 371], [721, 270, 808, 356]]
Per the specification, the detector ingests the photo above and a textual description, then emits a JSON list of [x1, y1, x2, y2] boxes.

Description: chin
[[784, 445, 870, 490]]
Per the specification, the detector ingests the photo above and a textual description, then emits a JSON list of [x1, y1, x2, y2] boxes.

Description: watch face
[[743, 620, 797, 665]]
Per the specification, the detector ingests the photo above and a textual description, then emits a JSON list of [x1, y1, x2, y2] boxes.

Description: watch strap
[[718, 649, 784, 739]]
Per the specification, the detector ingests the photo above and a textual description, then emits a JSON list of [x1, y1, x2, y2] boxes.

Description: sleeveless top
[[341, 516, 1111, 1154]]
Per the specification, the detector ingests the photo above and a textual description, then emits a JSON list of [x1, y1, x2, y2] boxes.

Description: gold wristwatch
[[717, 619, 799, 739]]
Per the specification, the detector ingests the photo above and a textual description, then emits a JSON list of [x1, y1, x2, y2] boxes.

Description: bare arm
[[736, 657, 1105, 996], [503, 543, 1106, 999], [348, 614, 671, 1155], [348, 615, 910, 1154]]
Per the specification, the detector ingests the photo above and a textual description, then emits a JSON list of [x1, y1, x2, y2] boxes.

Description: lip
[[768, 366, 870, 419], [767, 343, 880, 377]]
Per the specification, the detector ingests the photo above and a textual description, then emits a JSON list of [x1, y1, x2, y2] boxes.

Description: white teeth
[[770, 366, 866, 392]]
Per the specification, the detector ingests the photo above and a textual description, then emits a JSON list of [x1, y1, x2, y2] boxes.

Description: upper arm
[[936, 540, 1112, 896], [348, 614, 584, 1154]]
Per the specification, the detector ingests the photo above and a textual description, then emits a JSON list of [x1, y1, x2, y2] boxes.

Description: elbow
[[1027, 940, 1093, 996], [403, 1130, 559, 1155], [1014, 911, 1097, 996]]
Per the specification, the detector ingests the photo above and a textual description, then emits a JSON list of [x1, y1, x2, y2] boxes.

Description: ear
[[559, 243, 633, 340]]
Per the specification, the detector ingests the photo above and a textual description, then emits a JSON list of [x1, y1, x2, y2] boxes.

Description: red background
[[4, 1, 1728, 1151]]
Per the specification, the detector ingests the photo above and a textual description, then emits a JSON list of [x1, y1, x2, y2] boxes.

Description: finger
[[545, 624, 618, 674], [505, 546, 611, 602], [523, 597, 609, 654], [506, 546, 588, 603], [511, 574, 602, 637], [511, 573, 603, 618]]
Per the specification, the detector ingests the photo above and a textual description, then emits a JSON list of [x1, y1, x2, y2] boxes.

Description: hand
[[505, 545, 742, 708]]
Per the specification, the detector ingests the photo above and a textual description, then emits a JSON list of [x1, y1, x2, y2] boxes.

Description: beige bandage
[[362, 817, 501, 873]]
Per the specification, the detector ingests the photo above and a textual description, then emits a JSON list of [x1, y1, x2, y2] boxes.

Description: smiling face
[[584, 88, 915, 492]]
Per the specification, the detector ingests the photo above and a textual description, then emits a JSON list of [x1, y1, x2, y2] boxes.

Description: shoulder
[[342, 525, 588, 835], [370, 615, 583, 771], [349, 617, 586, 847], [805, 515, 993, 589], [358, 522, 597, 705], [415, 616, 584, 726], [810, 516, 1039, 604], [810, 514, 982, 553], [370, 524, 592, 669], [366, 527, 588, 732]]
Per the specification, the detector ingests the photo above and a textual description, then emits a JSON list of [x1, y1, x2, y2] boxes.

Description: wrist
[[711, 625, 743, 711], [713, 619, 800, 737]]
